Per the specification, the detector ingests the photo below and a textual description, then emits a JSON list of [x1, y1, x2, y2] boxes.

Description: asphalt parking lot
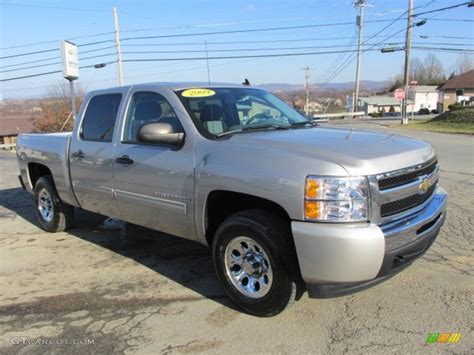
[[0, 124, 472, 354]]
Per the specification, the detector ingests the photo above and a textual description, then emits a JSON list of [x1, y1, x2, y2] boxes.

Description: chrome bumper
[[291, 187, 448, 284]]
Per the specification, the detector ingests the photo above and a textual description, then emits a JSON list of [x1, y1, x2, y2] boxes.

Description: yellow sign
[[181, 88, 216, 98]]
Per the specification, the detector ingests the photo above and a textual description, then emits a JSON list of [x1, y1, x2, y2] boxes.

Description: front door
[[69, 93, 122, 218], [113, 90, 195, 239]]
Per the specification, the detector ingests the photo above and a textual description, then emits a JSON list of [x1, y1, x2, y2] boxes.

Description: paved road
[[0, 126, 472, 354]]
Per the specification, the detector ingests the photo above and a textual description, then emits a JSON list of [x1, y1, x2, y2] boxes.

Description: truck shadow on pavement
[[0, 186, 237, 311]]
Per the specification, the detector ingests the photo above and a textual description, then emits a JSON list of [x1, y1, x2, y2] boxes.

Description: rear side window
[[81, 94, 122, 142]]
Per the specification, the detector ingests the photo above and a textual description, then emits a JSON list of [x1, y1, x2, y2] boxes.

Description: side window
[[81, 94, 122, 142], [123, 91, 183, 143]]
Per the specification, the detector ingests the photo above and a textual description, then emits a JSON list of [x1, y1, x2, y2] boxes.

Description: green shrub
[[448, 103, 469, 111], [430, 108, 474, 123]]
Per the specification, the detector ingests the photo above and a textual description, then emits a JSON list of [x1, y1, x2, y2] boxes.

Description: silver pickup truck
[[17, 83, 447, 316]]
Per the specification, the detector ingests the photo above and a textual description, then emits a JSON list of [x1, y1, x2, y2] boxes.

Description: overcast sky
[[1, 0, 473, 99]]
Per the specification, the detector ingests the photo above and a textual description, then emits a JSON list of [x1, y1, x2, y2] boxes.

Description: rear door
[[69, 92, 123, 217], [113, 88, 196, 239]]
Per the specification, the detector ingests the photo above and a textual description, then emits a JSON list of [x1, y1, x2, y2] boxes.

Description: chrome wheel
[[38, 188, 54, 223], [224, 236, 273, 299]]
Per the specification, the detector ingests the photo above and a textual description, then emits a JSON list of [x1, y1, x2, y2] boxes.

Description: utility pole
[[113, 7, 124, 86], [402, 0, 414, 124], [300, 66, 314, 117], [353, 0, 366, 114]]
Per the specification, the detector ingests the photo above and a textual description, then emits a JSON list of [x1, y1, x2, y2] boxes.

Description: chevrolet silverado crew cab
[[17, 83, 447, 317]]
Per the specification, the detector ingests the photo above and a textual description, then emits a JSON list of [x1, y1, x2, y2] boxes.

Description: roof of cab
[[88, 82, 258, 96]]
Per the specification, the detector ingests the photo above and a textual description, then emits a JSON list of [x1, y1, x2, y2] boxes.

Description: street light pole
[[353, 0, 366, 114], [402, 0, 414, 124], [300, 66, 314, 117], [113, 7, 124, 86], [69, 79, 76, 120]]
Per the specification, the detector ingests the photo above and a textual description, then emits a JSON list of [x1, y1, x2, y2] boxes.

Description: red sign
[[394, 88, 405, 101]]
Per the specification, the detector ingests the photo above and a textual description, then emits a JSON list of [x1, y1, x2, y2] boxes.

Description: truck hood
[[227, 127, 436, 176]]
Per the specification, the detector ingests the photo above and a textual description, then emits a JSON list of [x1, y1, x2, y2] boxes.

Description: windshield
[[176, 87, 310, 137]]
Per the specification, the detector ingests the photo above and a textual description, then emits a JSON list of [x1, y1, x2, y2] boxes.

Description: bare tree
[[410, 57, 425, 83], [34, 82, 84, 132], [421, 53, 445, 85], [455, 53, 474, 75], [388, 54, 446, 91]]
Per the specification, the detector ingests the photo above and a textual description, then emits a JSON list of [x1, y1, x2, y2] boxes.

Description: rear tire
[[212, 209, 299, 317], [34, 176, 74, 232]]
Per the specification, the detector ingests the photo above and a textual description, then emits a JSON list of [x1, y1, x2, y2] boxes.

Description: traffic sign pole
[[394, 88, 405, 124]]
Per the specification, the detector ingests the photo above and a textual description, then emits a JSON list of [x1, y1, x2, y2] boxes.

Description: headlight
[[304, 176, 369, 222]]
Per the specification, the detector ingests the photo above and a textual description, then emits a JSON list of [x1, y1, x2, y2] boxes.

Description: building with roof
[[358, 96, 414, 116], [0, 117, 34, 147], [437, 69, 474, 112], [408, 85, 439, 113]]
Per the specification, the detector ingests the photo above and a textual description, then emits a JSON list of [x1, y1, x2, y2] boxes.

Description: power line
[[321, 26, 407, 87], [0, 56, 59, 69], [0, 31, 115, 51], [0, 46, 117, 70], [427, 18, 474, 22], [77, 39, 115, 48], [412, 1, 472, 17], [121, 42, 407, 55], [0, 42, 117, 61], [0, 48, 58, 60], [120, 18, 405, 42], [412, 46, 474, 53], [0, 70, 62, 82], [0, 18, 397, 59], [0, 61, 116, 82], [0, 53, 116, 74], [319, 9, 409, 87], [119, 34, 408, 47], [122, 48, 381, 63], [419, 34, 474, 40], [0, 2, 110, 13]]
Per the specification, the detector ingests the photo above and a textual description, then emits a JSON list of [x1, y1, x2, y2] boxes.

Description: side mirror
[[137, 122, 185, 146]]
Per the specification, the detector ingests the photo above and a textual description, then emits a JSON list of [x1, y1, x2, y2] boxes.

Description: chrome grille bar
[[369, 158, 439, 225]]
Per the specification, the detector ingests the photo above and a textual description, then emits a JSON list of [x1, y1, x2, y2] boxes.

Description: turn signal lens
[[305, 201, 319, 219], [304, 176, 369, 222], [305, 179, 319, 199]]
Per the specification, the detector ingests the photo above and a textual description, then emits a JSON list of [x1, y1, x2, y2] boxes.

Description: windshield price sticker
[[181, 88, 216, 97]]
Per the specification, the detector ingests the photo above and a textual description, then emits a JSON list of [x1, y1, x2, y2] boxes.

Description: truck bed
[[16, 132, 78, 207]]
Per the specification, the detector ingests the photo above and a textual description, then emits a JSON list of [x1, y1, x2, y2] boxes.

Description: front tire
[[212, 210, 299, 317], [34, 176, 74, 232]]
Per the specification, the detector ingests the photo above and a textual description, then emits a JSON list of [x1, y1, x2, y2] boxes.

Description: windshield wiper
[[290, 120, 318, 128], [216, 124, 290, 138]]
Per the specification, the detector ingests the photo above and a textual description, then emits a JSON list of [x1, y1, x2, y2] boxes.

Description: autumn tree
[[34, 82, 84, 132]]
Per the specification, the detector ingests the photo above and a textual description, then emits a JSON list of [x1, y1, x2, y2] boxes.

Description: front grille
[[378, 160, 438, 191], [381, 181, 437, 217]]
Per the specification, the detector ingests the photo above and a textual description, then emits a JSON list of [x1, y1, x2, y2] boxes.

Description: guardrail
[[313, 111, 365, 119], [0, 143, 16, 150]]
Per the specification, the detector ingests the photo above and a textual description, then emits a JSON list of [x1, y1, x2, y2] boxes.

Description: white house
[[304, 101, 322, 114], [408, 85, 439, 112], [358, 96, 414, 116]]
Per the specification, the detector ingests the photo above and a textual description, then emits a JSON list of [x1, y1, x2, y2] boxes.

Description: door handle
[[115, 155, 134, 165], [72, 150, 85, 159]]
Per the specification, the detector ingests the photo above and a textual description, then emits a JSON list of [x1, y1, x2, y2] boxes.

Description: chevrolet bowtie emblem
[[419, 178, 431, 194]]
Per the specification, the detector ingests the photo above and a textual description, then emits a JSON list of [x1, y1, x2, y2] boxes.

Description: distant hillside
[[258, 80, 389, 92]]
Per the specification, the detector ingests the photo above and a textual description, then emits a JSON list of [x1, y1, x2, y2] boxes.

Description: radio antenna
[[205, 41, 211, 87]]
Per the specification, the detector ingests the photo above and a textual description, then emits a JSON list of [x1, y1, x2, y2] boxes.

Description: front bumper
[[291, 187, 447, 296]]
